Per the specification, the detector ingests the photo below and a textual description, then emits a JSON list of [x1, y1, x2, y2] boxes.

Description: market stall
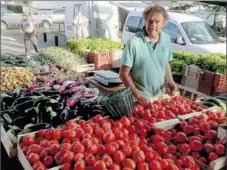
[[1, 40, 226, 170]]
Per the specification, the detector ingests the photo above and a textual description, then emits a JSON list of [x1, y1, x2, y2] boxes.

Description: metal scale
[[93, 70, 122, 86]]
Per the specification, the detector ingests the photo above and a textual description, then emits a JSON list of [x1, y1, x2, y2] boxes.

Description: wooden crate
[[17, 132, 62, 170], [155, 107, 227, 170], [181, 64, 201, 90], [1, 124, 17, 158]]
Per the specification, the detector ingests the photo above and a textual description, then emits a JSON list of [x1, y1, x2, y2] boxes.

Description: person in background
[[21, 12, 39, 58], [119, 5, 177, 107]]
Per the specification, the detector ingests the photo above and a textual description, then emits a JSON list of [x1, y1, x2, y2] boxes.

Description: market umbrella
[[73, 12, 89, 39]]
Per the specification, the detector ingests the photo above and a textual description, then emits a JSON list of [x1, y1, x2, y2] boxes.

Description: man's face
[[145, 12, 165, 39]]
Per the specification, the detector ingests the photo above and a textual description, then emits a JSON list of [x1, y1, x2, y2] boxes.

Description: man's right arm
[[119, 65, 141, 100]]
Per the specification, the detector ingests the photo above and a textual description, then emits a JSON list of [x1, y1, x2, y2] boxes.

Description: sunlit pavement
[[1, 27, 66, 57]]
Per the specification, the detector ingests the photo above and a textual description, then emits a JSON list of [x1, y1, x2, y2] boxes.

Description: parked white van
[[122, 11, 226, 54]]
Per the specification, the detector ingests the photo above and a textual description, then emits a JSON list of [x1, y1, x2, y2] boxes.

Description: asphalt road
[[1, 26, 66, 57]]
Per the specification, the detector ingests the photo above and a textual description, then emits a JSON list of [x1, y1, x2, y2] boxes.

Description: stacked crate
[[198, 70, 226, 96], [181, 64, 201, 90], [87, 52, 112, 70]]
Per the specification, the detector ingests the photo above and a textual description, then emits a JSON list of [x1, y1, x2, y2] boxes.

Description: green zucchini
[[203, 97, 226, 112], [215, 96, 226, 102], [200, 101, 218, 107]]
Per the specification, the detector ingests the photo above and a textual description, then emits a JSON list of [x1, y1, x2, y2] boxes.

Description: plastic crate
[[87, 52, 112, 70], [181, 65, 201, 89], [198, 71, 226, 96]]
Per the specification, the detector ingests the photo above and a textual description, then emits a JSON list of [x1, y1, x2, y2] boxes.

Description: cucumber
[[215, 96, 226, 102], [203, 97, 226, 112], [200, 101, 218, 107]]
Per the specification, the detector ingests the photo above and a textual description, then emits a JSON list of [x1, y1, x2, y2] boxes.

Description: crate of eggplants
[[0, 82, 103, 137], [0, 88, 77, 136]]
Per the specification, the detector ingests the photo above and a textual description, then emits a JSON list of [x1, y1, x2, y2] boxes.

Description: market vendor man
[[119, 5, 177, 106]]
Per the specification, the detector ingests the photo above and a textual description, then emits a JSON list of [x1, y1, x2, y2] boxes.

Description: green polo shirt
[[121, 29, 173, 98]]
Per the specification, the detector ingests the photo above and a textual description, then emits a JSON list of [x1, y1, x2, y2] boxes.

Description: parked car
[[1, 4, 23, 30], [1, 4, 53, 30], [122, 11, 226, 54]]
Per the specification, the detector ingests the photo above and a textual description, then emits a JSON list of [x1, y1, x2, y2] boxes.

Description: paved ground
[[1, 24, 66, 56]]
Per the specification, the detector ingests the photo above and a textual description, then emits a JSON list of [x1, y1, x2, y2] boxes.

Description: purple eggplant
[[66, 95, 81, 107], [27, 85, 46, 92], [69, 81, 82, 88], [44, 79, 56, 87]]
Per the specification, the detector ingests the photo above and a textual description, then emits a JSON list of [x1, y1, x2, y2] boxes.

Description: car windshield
[[181, 21, 221, 44]]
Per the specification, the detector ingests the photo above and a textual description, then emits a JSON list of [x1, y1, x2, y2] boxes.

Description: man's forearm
[[120, 74, 141, 99], [165, 63, 174, 83]]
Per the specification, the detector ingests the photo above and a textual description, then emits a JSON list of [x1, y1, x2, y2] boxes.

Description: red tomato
[[86, 144, 97, 154], [120, 116, 131, 127], [105, 143, 117, 155], [33, 161, 45, 170], [102, 154, 113, 167], [83, 133, 92, 139], [72, 144, 85, 153], [113, 151, 125, 162], [122, 145, 133, 157], [102, 121, 112, 132], [114, 130, 124, 140], [81, 139, 92, 147], [84, 125, 94, 134], [132, 151, 145, 163], [85, 154, 96, 166], [148, 160, 162, 170], [109, 163, 121, 170], [63, 151, 74, 163], [92, 114, 103, 123], [127, 125, 136, 134], [95, 128, 105, 138], [114, 121, 123, 129], [94, 160, 106, 170], [97, 144, 106, 154], [28, 153, 40, 164], [74, 160, 85, 170], [103, 132, 115, 143], [159, 159, 169, 168], [145, 150, 155, 161], [74, 153, 84, 162], [122, 158, 136, 169], [138, 163, 149, 170], [167, 163, 179, 170], [76, 128, 85, 138], [156, 142, 168, 153]]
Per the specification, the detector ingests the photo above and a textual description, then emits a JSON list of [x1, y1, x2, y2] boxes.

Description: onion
[[58, 86, 67, 93], [69, 81, 82, 88], [53, 85, 61, 90], [82, 93, 95, 99], [27, 85, 46, 92], [66, 95, 81, 107], [92, 88, 100, 96], [56, 78, 67, 85], [70, 86, 83, 93], [63, 80, 76, 87], [44, 79, 56, 87]]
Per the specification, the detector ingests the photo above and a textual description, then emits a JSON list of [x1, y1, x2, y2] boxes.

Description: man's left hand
[[166, 81, 178, 96]]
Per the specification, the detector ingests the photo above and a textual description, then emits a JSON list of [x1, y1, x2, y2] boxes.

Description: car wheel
[[1, 21, 8, 30], [42, 21, 51, 29]]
